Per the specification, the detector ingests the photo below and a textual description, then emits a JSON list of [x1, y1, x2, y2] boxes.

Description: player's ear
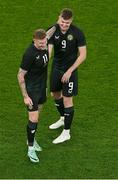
[[57, 19, 60, 24], [33, 38, 37, 42], [58, 15, 61, 23], [70, 18, 73, 23]]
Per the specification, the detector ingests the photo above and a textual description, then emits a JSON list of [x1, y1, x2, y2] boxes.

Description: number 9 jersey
[[48, 24, 86, 97], [48, 24, 86, 71]]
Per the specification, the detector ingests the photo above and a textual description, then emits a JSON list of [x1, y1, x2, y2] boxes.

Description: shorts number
[[43, 54, 48, 64], [68, 82, 73, 93], [62, 40, 66, 49]]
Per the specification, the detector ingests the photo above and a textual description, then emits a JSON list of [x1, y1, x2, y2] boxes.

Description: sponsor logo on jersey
[[31, 130, 35, 134], [67, 34, 73, 41], [55, 35, 60, 39], [36, 55, 40, 59]]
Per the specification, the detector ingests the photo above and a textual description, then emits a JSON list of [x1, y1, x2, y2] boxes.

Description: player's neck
[[61, 30, 67, 34], [34, 43, 47, 50], [34, 43, 39, 50]]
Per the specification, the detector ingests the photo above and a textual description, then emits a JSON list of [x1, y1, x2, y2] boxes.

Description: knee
[[63, 97, 73, 107], [28, 111, 39, 122], [51, 92, 62, 100]]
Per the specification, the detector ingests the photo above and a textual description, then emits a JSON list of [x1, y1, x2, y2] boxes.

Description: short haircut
[[33, 29, 46, 39], [60, 8, 73, 20]]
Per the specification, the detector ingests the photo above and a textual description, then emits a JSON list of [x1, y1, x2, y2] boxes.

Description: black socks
[[27, 120, 38, 146], [55, 98, 64, 116], [55, 98, 74, 130], [64, 107, 74, 130]]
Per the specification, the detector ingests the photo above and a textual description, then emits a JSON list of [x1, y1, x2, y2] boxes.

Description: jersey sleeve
[[20, 52, 34, 71], [76, 29, 86, 47], [48, 35, 54, 44]]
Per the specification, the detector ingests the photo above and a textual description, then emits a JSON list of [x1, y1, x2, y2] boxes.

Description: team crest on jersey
[[67, 34, 73, 41]]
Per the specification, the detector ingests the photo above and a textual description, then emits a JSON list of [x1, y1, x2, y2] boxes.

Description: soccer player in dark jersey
[[17, 27, 55, 163], [48, 8, 87, 144]]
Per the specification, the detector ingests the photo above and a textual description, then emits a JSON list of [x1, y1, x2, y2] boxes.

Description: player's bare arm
[[48, 44, 54, 59], [17, 68, 28, 97], [46, 26, 56, 40], [61, 46, 87, 83], [17, 68, 33, 106]]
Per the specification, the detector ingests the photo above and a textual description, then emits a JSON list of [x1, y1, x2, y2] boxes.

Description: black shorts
[[50, 68, 78, 97], [26, 86, 47, 112]]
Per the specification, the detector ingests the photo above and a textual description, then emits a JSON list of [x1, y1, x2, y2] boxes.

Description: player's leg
[[32, 84, 47, 152], [63, 96, 74, 131], [27, 110, 39, 162], [49, 68, 65, 129], [49, 91, 65, 129], [52, 96, 73, 144], [52, 91, 64, 117], [52, 71, 78, 144], [26, 91, 40, 163], [30, 104, 43, 152], [63, 71, 78, 132], [27, 111, 39, 146]]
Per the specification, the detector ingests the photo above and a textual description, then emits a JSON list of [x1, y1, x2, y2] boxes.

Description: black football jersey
[[48, 24, 86, 71], [20, 43, 49, 90]]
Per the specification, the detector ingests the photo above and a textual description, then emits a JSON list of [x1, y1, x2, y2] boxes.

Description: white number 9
[[62, 40, 66, 49], [68, 82, 73, 93]]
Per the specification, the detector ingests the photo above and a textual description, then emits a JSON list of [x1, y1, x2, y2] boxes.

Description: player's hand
[[61, 70, 72, 83], [24, 95, 33, 108]]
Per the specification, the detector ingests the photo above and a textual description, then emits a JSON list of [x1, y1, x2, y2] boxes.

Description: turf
[[0, 0, 118, 178]]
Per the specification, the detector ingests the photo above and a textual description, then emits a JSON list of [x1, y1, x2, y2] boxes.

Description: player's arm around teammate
[[48, 8, 87, 144]]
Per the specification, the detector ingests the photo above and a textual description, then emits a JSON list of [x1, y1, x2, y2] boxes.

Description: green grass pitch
[[0, 0, 118, 178]]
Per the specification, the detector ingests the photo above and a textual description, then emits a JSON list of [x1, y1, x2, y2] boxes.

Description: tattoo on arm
[[46, 26, 56, 40], [48, 44, 53, 59], [17, 68, 28, 98]]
